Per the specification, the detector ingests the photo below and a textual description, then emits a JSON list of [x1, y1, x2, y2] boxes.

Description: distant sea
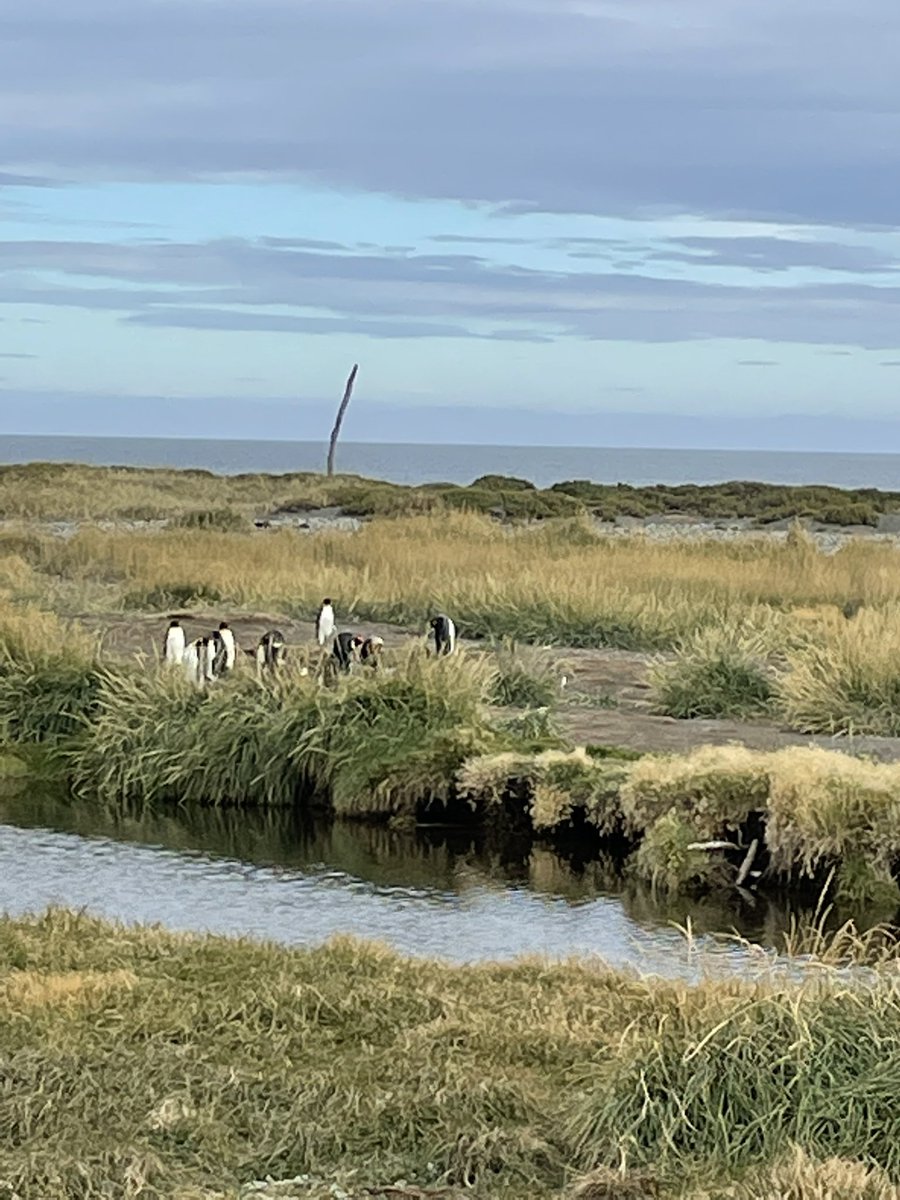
[[3, 434, 900, 490]]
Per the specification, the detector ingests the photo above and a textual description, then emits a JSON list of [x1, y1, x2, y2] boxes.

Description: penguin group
[[165, 619, 237, 687], [163, 601, 457, 689]]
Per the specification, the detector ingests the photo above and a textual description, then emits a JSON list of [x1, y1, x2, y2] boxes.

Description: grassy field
[[5, 464, 900, 902], [6, 489, 900, 653], [0, 910, 899, 1199]]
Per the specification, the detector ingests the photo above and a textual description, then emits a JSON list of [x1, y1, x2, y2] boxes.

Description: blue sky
[[2, 0, 900, 448]]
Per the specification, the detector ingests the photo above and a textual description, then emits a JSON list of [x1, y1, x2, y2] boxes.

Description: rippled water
[[0, 788, 827, 980]]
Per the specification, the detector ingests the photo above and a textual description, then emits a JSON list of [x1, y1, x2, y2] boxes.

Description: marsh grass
[[458, 748, 627, 834], [3, 910, 900, 1199]]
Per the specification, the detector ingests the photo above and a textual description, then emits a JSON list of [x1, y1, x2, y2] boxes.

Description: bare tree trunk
[[326, 363, 359, 477]]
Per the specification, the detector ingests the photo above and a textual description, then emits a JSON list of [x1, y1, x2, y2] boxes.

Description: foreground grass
[[1, 910, 900, 1199]]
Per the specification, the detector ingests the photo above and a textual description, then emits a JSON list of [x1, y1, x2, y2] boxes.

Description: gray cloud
[[3, 0, 900, 226], [646, 236, 900, 274], [738, 359, 779, 367], [0, 352, 37, 358], [5, 234, 900, 349]]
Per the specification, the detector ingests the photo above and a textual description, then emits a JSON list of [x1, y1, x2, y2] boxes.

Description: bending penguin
[[315, 599, 335, 647], [332, 631, 364, 673], [429, 613, 456, 656], [359, 635, 384, 668], [163, 618, 186, 665], [256, 629, 287, 674]]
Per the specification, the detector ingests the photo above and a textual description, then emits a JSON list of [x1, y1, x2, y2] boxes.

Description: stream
[[0, 789, 872, 980]]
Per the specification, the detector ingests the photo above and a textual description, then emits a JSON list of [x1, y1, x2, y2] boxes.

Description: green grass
[[2, 911, 900, 1198], [65, 649, 504, 818], [3, 461, 900, 527]]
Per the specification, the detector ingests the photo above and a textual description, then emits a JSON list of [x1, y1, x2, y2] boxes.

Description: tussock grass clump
[[489, 639, 564, 708], [458, 747, 627, 833], [779, 608, 900, 735], [765, 747, 900, 883], [564, 977, 900, 1182], [620, 745, 769, 838], [169, 506, 247, 531], [69, 650, 500, 817], [650, 626, 775, 719], [0, 603, 102, 743]]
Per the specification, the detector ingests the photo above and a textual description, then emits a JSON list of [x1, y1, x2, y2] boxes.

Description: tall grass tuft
[[488, 638, 564, 708], [779, 607, 900, 735], [564, 978, 900, 1181], [0, 603, 102, 743], [650, 625, 775, 719]]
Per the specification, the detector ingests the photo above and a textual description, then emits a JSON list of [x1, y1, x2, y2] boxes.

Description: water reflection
[[0, 788, 892, 977]]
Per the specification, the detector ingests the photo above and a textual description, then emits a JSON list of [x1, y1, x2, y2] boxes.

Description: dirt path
[[72, 608, 900, 763]]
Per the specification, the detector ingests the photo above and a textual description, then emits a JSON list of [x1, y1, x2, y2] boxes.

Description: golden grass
[[2, 968, 138, 1010], [13, 510, 900, 650], [458, 748, 627, 833]]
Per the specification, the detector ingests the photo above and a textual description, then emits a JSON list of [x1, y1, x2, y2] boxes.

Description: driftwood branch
[[735, 837, 759, 888], [326, 363, 359, 477]]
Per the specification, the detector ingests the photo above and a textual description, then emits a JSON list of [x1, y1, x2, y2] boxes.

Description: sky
[[2, 0, 900, 448]]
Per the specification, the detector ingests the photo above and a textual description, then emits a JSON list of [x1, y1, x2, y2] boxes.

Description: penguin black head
[[218, 621, 229, 631], [322, 598, 332, 606]]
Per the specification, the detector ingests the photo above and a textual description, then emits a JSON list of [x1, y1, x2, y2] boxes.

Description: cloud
[[644, 236, 900, 274], [3, 0, 900, 226], [737, 359, 778, 366], [0, 352, 36, 358], [5, 233, 900, 349], [122, 306, 551, 341]]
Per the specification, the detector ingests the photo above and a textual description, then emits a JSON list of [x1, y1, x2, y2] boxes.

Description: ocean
[[2, 434, 900, 490]]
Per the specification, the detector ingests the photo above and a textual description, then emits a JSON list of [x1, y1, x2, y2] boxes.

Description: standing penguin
[[207, 629, 228, 679], [316, 599, 335, 647], [183, 636, 209, 688], [217, 621, 236, 671], [429, 613, 457, 656], [332, 631, 363, 673], [163, 618, 186, 665]]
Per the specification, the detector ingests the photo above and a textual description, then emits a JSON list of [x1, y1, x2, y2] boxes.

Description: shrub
[[122, 583, 224, 610]]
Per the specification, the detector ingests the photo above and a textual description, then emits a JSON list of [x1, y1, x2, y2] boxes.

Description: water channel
[[0, 783, 869, 982]]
